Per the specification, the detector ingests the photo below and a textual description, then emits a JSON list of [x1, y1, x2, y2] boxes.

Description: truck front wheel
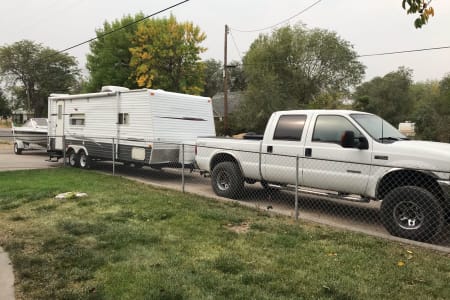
[[211, 162, 244, 199], [380, 186, 444, 242]]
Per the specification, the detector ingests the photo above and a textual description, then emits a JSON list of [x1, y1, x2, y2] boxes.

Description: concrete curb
[[0, 247, 15, 300]]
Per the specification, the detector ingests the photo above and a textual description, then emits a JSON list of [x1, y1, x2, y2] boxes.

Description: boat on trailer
[[12, 118, 48, 154]]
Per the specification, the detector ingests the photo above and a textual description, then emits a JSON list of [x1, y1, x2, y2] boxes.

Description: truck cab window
[[273, 115, 306, 141], [312, 115, 362, 144]]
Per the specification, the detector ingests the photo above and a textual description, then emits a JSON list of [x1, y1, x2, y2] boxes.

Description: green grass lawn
[[0, 168, 449, 299]]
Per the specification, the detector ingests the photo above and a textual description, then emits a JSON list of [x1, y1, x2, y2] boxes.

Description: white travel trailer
[[47, 87, 216, 168]]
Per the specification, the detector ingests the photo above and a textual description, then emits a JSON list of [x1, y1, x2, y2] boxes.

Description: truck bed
[[196, 137, 262, 179]]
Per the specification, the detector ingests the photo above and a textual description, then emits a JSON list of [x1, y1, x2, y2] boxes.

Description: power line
[[358, 45, 450, 58], [56, 0, 190, 54], [230, 0, 322, 33], [229, 30, 243, 61], [227, 44, 450, 67]]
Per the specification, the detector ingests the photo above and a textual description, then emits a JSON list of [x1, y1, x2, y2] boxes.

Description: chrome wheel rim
[[69, 153, 76, 166], [79, 154, 86, 167], [216, 170, 231, 191], [393, 201, 424, 230]]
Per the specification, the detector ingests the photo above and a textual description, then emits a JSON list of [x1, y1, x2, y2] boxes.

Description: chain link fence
[[1, 132, 449, 249]]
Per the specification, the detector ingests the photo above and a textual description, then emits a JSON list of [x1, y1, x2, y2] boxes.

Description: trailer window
[[273, 115, 306, 141], [118, 113, 129, 125], [70, 113, 85, 126], [58, 105, 62, 120]]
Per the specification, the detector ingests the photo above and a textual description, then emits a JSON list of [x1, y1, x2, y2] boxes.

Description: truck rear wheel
[[211, 162, 244, 199], [380, 186, 444, 242]]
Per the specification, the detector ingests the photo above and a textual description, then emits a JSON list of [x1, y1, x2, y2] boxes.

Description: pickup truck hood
[[374, 140, 450, 173]]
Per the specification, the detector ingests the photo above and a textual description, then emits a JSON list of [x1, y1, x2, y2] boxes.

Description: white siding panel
[[118, 90, 153, 142], [63, 96, 117, 143], [149, 90, 216, 143]]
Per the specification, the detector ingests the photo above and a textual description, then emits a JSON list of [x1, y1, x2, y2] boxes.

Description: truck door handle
[[305, 148, 312, 157], [267, 146, 273, 153]]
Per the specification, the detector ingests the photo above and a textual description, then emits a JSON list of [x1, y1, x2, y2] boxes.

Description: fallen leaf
[[397, 261, 406, 267], [406, 250, 413, 254]]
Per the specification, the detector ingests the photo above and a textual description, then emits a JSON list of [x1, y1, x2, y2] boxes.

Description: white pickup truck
[[196, 110, 450, 241]]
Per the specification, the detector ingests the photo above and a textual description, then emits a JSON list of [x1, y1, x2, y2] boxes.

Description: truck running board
[[267, 183, 371, 203]]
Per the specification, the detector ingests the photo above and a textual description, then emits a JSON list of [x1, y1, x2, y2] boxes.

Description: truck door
[[55, 100, 65, 150], [302, 114, 371, 195], [261, 114, 307, 185]]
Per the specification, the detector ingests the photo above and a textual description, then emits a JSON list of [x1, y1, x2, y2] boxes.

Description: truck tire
[[211, 161, 244, 199], [380, 186, 444, 242], [78, 150, 90, 169], [68, 149, 79, 167]]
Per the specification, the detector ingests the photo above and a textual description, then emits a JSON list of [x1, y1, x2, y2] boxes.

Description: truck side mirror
[[357, 137, 369, 150], [341, 131, 369, 150], [341, 131, 355, 148]]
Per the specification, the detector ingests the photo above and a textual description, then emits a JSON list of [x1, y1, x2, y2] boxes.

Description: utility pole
[[223, 24, 229, 134]]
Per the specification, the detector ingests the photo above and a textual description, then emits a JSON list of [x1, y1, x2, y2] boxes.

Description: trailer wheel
[[211, 162, 244, 199], [380, 186, 444, 242], [13, 143, 22, 155], [78, 150, 90, 169], [67, 149, 79, 167]]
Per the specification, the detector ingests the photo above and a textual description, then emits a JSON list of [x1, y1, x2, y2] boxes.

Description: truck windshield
[[350, 114, 407, 143]]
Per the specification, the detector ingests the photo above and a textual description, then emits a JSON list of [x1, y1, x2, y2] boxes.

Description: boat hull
[[12, 129, 47, 147]]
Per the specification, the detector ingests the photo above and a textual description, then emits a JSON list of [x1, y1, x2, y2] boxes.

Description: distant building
[[211, 92, 243, 120], [398, 121, 416, 137], [339, 97, 354, 106], [11, 109, 34, 125]]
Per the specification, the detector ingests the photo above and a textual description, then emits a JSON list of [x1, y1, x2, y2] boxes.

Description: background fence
[[0, 132, 449, 249]]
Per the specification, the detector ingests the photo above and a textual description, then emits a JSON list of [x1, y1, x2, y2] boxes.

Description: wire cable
[[229, 30, 243, 61], [56, 0, 190, 54], [225, 44, 450, 68], [358, 45, 450, 57], [230, 0, 322, 33]]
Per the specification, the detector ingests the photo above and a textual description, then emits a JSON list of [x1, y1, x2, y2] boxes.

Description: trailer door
[[55, 100, 65, 150]]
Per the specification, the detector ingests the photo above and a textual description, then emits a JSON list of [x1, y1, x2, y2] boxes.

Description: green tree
[[0, 40, 79, 116], [412, 75, 450, 142], [0, 89, 10, 117], [228, 61, 247, 92], [86, 14, 144, 92], [236, 24, 365, 131], [410, 81, 440, 140], [202, 59, 246, 98], [130, 15, 206, 95], [402, 0, 434, 28], [353, 67, 413, 126], [202, 59, 223, 97]]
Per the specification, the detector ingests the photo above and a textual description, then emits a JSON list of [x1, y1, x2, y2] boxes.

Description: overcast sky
[[1, 0, 449, 83]]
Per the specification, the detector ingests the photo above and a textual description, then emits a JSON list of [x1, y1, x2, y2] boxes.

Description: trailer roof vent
[[101, 86, 130, 93]]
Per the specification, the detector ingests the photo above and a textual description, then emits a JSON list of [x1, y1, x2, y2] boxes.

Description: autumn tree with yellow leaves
[[129, 15, 206, 95]]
